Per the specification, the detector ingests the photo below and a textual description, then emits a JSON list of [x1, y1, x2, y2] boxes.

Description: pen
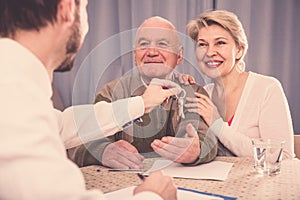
[[137, 173, 145, 181], [107, 169, 143, 172], [96, 168, 143, 172]]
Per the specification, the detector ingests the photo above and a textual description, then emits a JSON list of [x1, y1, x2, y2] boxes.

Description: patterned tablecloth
[[80, 157, 300, 200]]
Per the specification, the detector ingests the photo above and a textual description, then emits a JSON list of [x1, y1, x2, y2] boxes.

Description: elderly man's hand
[[175, 73, 195, 85], [151, 123, 200, 163], [102, 140, 144, 169]]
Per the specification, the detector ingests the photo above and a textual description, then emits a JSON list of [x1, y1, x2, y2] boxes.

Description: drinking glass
[[252, 138, 285, 175]]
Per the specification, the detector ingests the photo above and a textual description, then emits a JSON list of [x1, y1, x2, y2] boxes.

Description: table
[[80, 157, 300, 200]]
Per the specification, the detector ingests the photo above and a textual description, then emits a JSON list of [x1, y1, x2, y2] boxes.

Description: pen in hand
[[137, 173, 145, 181]]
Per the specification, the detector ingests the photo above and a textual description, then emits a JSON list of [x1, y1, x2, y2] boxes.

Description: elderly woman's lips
[[205, 61, 222, 68]]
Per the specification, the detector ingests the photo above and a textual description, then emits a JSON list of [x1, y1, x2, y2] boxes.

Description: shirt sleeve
[[60, 96, 145, 149]]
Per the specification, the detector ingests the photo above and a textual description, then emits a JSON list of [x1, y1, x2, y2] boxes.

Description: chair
[[294, 134, 300, 159]]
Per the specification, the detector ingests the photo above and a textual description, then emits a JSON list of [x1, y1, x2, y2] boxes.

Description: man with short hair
[[0, 1, 180, 199]]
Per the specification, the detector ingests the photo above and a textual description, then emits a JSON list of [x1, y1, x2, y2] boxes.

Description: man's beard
[[55, 11, 81, 72]]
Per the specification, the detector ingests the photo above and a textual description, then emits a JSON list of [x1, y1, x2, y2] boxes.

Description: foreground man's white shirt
[[0, 38, 162, 200]]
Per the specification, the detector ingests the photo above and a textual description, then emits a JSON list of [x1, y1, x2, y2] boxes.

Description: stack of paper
[[144, 160, 234, 181], [104, 160, 235, 199]]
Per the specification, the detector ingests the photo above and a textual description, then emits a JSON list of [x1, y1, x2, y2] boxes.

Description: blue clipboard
[[178, 187, 237, 200]]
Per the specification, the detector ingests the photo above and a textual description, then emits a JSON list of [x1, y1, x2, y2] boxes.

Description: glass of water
[[252, 138, 285, 175]]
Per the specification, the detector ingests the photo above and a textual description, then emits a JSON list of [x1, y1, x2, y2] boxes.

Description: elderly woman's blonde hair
[[187, 10, 248, 71]]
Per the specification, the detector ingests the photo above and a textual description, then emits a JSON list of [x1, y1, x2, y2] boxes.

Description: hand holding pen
[[134, 170, 177, 200], [137, 173, 145, 181]]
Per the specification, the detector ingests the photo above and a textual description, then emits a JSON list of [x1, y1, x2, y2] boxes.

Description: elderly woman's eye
[[197, 42, 207, 47], [217, 41, 226, 45]]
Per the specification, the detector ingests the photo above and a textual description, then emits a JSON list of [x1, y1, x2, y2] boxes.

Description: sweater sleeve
[[257, 79, 294, 159], [181, 83, 218, 165], [210, 77, 294, 159]]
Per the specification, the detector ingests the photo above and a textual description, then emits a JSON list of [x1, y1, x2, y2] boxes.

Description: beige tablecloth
[[80, 157, 300, 199]]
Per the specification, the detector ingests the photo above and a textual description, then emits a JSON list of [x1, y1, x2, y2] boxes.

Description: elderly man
[[68, 16, 217, 169]]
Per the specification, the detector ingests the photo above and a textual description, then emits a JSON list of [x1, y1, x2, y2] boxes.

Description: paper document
[[104, 186, 224, 200], [144, 160, 233, 181]]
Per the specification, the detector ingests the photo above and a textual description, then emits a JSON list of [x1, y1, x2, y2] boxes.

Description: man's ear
[[176, 45, 184, 65], [57, 0, 76, 25]]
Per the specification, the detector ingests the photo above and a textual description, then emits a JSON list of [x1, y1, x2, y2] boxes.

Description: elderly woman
[[185, 10, 294, 159]]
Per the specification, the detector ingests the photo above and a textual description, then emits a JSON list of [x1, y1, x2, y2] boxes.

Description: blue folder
[[178, 187, 237, 200]]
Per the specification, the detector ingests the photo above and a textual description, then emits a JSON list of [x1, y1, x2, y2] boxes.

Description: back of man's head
[[0, 0, 80, 37]]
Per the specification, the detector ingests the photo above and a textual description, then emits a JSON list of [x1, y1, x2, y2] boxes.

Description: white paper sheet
[[144, 160, 233, 181], [104, 186, 222, 200]]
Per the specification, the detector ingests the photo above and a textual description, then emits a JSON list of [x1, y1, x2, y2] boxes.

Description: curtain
[[53, 0, 300, 133]]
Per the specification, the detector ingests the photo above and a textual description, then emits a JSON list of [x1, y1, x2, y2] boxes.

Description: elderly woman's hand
[[185, 92, 221, 126]]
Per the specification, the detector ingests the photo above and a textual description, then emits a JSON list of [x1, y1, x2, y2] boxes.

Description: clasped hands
[[101, 123, 200, 169]]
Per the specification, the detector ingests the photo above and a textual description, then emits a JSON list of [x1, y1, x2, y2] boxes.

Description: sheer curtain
[[53, 0, 300, 133]]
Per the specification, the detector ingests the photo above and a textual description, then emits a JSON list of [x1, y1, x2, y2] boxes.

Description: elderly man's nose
[[146, 47, 159, 56]]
